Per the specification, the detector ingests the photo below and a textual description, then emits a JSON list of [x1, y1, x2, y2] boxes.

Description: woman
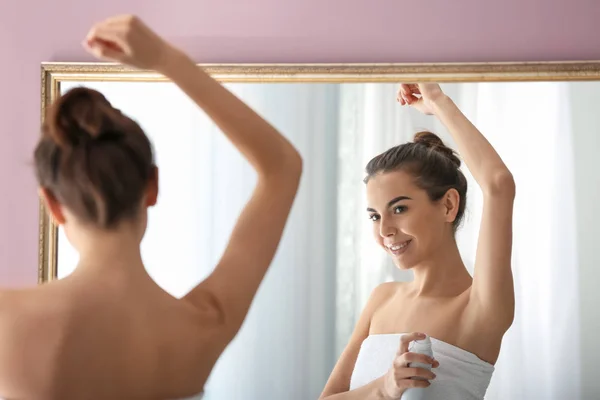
[[320, 83, 515, 399], [0, 15, 302, 400]]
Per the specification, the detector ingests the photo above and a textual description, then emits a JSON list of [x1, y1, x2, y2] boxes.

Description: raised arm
[[159, 39, 302, 336], [84, 16, 303, 336], [398, 84, 516, 329]]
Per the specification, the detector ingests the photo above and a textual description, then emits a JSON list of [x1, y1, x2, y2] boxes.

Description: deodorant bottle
[[401, 335, 434, 400]]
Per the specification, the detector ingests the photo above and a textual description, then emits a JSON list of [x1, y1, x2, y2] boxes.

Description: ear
[[145, 166, 159, 207], [39, 188, 66, 225], [442, 188, 460, 223]]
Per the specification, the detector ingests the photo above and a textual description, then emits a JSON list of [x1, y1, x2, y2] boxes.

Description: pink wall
[[1, 0, 599, 287]]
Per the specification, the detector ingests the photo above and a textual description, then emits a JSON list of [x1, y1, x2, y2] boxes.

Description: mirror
[[39, 63, 600, 400]]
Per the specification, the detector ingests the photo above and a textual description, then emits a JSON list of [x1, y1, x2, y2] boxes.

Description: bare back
[[0, 274, 225, 400]]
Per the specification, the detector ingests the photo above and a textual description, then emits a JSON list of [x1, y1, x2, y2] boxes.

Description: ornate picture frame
[[38, 60, 600, 283]]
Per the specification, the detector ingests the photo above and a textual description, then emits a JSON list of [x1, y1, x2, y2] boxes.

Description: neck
[[409, 237, 472, 297], [66, 223, 148, 280]]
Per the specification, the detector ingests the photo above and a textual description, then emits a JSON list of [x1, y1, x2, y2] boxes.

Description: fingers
[[407, 93, 420, 104], [397, 84, 411, 105], [84, 41, 126, 63], [84, 25, 128, 60], [404, 90, 420, 105], [86, 23, 126, 47], [396, 86, 407, 105], [395, 366, 437, 382], [400, 351, 435, 366], [393, 353, 437, 381], [83, 15, 168, 69], [403, 378, 431, 389], [398, 332, 425, 354], [394, 351, 439, 370], [84, 15, 141, 58], [397, 83, 423, 106]]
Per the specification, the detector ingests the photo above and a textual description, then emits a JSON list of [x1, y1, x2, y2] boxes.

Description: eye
[[369, 214, 380, 222], [393, 206, 407, 214]]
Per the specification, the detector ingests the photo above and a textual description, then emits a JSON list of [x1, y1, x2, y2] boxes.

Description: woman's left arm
[[400, 84, 516, 329]]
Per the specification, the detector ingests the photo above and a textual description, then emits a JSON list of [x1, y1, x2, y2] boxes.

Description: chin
[[388, 252, 419, 270], [393, 259, 416, 270]]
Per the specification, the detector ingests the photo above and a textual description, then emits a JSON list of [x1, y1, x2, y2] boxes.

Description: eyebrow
[[366, 196, 412, 212]]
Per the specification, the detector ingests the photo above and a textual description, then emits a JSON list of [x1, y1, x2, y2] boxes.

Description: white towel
[[350, 334, 494, 399]]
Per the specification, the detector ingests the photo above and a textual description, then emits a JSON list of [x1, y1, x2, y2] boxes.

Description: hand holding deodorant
[[401, 335, 434, 400]]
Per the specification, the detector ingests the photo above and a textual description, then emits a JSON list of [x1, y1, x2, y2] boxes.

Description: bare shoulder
[[370, 282, 407, 313], [0, 287, 67, 395], [0, 287, 51, 327], [319, 281, 402, 397], [369, 281, 403, 307], [0, 286, 67, 342], [353, 281, 404, 336], [0, 289, 21, 331], [360, 281, 404, 333], [0, 290, 23, 394]]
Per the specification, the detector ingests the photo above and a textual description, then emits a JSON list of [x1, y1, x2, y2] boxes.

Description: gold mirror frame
[[38, 60, 600, 283]]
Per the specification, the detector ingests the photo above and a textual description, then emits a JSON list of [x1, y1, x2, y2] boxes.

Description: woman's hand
[[396, 84, 446, 115], [380, 332, 438, 400], [83, 15, 179, 73]]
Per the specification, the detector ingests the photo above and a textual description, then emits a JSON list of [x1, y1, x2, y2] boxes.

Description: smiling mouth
[[386, 240, 412, 255]]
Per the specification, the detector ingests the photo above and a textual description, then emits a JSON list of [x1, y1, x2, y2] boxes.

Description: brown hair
[[364, 131, 468, 231], [34, 87, 155, 229]]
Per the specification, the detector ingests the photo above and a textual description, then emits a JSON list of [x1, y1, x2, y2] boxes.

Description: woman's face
[[365, 169, 456, 269]]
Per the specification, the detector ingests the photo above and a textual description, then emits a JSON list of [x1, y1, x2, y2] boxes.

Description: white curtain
[[201, 83, 339, 400], [58, 81, 339, 399], [466, 82, 580, 400], [336, 82, 581, 399], [335, 83, 421, 356]]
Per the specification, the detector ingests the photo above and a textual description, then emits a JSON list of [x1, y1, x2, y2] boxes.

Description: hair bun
[[413, 131, 461, 168], [44, 87, 123, 149]]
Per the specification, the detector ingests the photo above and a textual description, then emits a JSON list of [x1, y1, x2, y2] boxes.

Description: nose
[[379, 217, 397, 238]]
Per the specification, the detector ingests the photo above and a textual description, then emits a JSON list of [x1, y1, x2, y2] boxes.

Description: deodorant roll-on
[[401, 335, 434, 400]]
